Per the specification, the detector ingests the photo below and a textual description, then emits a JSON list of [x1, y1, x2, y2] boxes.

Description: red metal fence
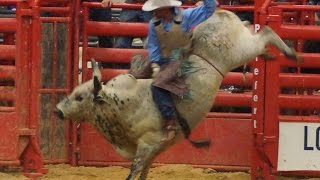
[[252, 1, 320, 179]]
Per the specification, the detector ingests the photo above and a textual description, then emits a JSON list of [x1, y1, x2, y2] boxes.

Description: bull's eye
[[75, 96, 83, 102]]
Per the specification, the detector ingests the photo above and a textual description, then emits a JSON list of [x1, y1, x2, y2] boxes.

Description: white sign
[[278, 122, 320, 171]]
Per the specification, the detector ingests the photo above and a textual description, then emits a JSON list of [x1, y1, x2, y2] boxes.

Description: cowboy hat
[[142, 0, 182, 11]]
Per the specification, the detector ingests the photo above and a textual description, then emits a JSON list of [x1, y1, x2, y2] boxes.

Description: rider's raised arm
[[181, 0, 217, 32]]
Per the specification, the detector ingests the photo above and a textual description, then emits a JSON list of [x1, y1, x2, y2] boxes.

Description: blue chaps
[[151, 85, 176, 120]]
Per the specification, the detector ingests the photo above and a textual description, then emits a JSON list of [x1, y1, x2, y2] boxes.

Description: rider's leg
[[151, 85, 178, 141]]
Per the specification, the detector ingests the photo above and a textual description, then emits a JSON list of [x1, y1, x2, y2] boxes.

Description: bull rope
[[193, 53, 225, 78]]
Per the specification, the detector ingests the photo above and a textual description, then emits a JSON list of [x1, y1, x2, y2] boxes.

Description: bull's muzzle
[[54, 108, 64, 120]]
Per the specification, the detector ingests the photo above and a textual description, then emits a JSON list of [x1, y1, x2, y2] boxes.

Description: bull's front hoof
[[285, 48, 303, 63]]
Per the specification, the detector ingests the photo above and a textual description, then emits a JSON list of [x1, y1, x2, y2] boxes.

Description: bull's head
[[55, 59, 103, 122]]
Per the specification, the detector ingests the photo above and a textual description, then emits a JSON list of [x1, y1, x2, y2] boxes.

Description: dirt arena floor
[[1, 164, 320, 180], [0, 164, 251, 180]]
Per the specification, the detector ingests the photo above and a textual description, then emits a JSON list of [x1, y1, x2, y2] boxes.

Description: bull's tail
[[175, 110, 211, 148]]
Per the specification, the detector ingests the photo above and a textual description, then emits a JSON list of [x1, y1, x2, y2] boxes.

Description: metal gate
[[0, 0, 48, 178], [0, 0, 77, 177], [252, 1, 320, 179], [30, 0, 74, 163], [27, 0, 78, 166]]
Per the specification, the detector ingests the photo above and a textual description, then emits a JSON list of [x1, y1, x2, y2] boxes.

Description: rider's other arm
[[147, 20, 162, 65]]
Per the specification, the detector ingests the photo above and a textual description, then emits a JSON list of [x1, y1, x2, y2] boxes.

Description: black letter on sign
[[316, 127, 320, 150], [304, 126, 314, 150]]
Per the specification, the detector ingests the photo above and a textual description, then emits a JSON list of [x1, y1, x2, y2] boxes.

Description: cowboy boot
[[161, 117, 179, 142]]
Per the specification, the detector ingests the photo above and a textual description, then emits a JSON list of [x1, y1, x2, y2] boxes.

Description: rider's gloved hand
[[151, 63, 160, 78]]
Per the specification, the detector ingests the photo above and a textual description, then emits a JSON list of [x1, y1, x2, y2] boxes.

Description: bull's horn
[[91, 58, 102, 81]]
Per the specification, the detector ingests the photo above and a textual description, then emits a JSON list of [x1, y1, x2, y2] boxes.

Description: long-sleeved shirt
[[147, 0, 217, 64]]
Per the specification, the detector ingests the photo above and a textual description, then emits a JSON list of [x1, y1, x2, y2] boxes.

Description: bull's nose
[[54, 108, 64, 120]]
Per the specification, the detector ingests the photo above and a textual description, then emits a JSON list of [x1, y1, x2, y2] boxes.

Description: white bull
[[56, 9, 300, 180]]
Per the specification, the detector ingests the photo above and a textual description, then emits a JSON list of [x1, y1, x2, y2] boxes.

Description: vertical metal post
[[71, 0, 80, 166], [251, 0, 273, 179], [16, 0, 48, 178]]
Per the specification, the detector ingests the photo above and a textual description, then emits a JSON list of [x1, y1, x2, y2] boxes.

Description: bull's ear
[[93, 94, 108, 104], [93, 76, 102, 98]]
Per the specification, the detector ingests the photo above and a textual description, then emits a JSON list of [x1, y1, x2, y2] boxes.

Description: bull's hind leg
[[126, 141, 162, 180], [259, 26, 301, 62]]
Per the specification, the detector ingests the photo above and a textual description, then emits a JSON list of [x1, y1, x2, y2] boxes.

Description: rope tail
[[175, 109, 211, 148]]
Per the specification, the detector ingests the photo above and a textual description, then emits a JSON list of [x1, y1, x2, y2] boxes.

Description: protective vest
[[153, 8, 192, 58]]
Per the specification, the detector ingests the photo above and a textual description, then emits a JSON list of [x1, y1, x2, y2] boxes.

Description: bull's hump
[[106, 74, 138, 90], [209, 9, 242, 26]]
